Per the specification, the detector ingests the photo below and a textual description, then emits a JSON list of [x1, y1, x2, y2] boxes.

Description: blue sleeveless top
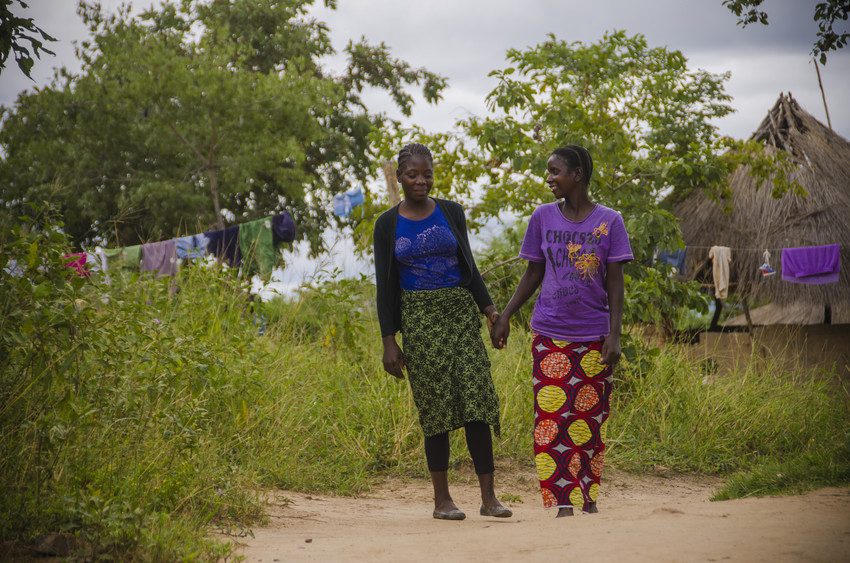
[[395, 205, 462, 290]]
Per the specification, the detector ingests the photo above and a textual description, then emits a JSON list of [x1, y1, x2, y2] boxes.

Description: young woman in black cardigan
[[373, 143, 511, 521]]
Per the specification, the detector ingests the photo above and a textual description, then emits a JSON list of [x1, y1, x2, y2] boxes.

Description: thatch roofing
[[675, 93, 850, 324]]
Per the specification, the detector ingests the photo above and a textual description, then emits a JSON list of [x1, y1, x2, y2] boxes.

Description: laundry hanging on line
[[759, 250, 775, 277], [61, 211, 296, 281], [708, 246, 732, 299], [205, 225, 242, 268], [655, 248, 687, 274], [333, 187, 365, 217], [665, 243, 841, 288], [175, 234, 210, 260], [781, 244, 840, 285], [63, 253, 91, 278], [141, 240, 179, 278]]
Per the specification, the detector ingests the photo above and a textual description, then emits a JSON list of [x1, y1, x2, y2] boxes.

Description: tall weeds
[[609, 341, 850, 483], [1, 213, 847, 560]]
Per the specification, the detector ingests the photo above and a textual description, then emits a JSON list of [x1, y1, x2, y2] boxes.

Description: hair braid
[[551, 145, 593, 184], [397, 143, 433, 170]]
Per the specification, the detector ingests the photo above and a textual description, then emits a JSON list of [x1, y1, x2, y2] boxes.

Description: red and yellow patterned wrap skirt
[[532, 334, 613, 512]]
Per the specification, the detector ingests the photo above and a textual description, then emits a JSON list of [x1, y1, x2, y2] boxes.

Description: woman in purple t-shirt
[[491, 145, 633, 517]]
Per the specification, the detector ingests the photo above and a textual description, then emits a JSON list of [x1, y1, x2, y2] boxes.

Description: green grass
[[608, 337, 850, 498], [2, 217, 848, 560]]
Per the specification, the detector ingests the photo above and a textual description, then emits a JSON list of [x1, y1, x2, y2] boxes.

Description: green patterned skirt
[[400, 286, 501, 438]]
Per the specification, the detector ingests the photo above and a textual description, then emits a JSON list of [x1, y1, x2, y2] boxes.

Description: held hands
[[489, 313, 510, 350], [600, 333, 621, 366]]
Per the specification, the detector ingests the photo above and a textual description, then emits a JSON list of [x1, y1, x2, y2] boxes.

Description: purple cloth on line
[[140, 240, 179, 277], [205, 225, 242, 267], [272, 211, 296, 245], [781, 244, 840, 284]]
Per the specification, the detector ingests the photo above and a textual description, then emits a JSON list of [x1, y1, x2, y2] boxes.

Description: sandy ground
[[232, 465, 850, 562]]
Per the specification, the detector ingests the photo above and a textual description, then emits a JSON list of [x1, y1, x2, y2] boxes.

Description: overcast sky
[[2, 0, 849, 140]]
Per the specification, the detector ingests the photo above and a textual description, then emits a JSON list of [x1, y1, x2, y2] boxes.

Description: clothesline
[[61, 211, 296, 281], [677, 245, 784, 253], [704, 243, 841, 298]]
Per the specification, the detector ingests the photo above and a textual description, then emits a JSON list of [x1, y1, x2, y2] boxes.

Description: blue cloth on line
[[333, 187, 365, 217], [333, 194, 352, 217], [657, 248, 687, 274], [346, 186, 364, 208], [204, 225, 242, 267], [272, 211, 296, 245], [175, 234, 210, 259]]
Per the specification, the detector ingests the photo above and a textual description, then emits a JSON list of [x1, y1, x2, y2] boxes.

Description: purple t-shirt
[[519, 203, 633, 341]]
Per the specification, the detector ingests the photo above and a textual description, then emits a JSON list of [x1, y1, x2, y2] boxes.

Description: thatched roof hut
[[675, 93, 850, 324]]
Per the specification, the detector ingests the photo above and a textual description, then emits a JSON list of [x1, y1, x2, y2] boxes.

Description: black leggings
[[423, 421, 495, 475]]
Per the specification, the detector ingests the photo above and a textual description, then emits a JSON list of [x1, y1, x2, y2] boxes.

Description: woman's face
[[397, 155, 434, 203], [546, 155, 581, 199]]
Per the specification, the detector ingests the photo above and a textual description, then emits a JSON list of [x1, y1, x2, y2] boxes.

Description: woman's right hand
[[382, 336, 406, 379], [489, 261, 543, 350], [490, 315, 510, 349]]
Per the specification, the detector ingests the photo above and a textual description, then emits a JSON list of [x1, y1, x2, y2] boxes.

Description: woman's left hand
[[600, 333, 621, 366], [486, 311, 500, 333]]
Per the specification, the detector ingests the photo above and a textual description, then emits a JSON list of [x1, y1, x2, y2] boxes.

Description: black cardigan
[[373, 198, 494, 337]]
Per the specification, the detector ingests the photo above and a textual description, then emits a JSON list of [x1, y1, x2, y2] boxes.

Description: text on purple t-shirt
[[519, 203, 633, 341]]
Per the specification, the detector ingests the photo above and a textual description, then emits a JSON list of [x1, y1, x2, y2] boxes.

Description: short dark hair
[[397, 143, 433, 170], [551, 145, 593, 183]]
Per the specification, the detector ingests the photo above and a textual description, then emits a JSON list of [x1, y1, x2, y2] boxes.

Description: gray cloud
[[306, 0, 847, 138], [2, 0, 848, 140]]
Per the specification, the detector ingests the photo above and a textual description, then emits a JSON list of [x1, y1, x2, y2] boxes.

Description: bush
[[2, 209, 846, 559], [610, 340, 850, 493]]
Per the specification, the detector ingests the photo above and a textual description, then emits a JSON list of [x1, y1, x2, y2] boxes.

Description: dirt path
[[233, 466, 850, 562]]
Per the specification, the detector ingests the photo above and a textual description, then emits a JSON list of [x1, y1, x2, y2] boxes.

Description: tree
[[367, 32, 775, 329], [0, 0, 55, 77], [0, 0, 446, 251], [722, 0, 849, 63]]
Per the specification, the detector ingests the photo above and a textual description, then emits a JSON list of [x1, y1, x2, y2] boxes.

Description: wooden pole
[[709, 297, 723, 331], [814, 59, 833, 131], [741, 296, 754, 334], [382, 160, 401, 207]]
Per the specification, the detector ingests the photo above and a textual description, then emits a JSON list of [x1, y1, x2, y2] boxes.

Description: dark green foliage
[[0, 0, 55, 77], [1, 209, 265, 559], [722, 0, 849, 64], [0, 0, 446, 253]]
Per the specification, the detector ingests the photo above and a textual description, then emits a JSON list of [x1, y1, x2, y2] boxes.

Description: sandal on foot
[[433, 509, 466, 520], [479, 504, 512, 518]]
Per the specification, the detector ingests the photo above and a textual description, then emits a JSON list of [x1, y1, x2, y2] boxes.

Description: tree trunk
[[208, 164, 224, 230], [382, 160, 401, 206], [208, 113, 224, 230]]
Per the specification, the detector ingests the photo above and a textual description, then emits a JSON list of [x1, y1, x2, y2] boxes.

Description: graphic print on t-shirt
[[544, 221, 607, 289], [396, 223, 458, 278], [395, 207, 461, 291]]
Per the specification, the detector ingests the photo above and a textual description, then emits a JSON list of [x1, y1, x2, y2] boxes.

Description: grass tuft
[[2, 215, 847, 559]]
